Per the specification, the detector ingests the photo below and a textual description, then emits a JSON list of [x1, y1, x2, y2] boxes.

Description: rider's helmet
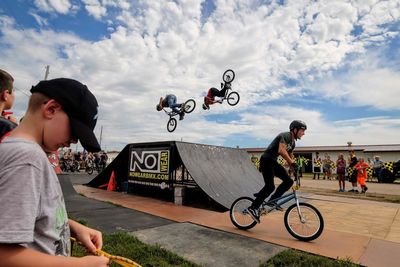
[[289, 120, 307, 139], [156, 104, 162, 111]]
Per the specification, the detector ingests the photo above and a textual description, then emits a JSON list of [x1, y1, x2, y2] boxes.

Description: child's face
[[43, 107, 77, 152]]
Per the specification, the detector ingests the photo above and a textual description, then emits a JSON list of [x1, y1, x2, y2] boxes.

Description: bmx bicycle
[[163, 99, 196, 132], [220, 69, 240, 106], [229, 168, 324, 241]]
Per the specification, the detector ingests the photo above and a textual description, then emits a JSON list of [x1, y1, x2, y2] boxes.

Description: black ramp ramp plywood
[[176, 142, 264, 209]]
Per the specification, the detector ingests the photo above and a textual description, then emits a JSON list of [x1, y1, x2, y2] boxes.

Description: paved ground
[[63, 173, 400, 267]]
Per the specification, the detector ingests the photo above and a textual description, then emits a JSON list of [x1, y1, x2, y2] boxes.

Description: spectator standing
[[336, 154, 346, 192], [313, 152, 322, 179], [0, 69, 17, 140], [323, 155, 333, 180], [0, 78, 109, 266], [354, 158, 369, 193], [372, 155, 384, 182], [348, 150, 358, 192]]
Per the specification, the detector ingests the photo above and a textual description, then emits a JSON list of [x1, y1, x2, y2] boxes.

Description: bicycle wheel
[[227, 91, 240, 106], [284, 202, 324, 241], [167, 118, 177, 132], [86, 166, 93, 175], [183, 99, 196, 113], [223, 69, 235, 83], [230, 196, 258, 230]]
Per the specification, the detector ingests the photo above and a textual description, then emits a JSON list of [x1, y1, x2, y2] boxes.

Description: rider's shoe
[[247, 207, 260, 223], [179, 112, 185, 121], [217, 100, 223, 104], [202, 103, 209, 110]]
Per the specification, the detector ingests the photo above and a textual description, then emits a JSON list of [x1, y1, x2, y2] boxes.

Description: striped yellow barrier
[[70, 237, 142, 267]]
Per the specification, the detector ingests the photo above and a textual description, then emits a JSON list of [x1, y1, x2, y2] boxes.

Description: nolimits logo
[[130, 150, 169, 173]]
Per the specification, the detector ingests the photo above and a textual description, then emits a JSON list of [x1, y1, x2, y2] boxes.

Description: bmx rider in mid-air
[[156, 94, 185, 120], [247, 120, 307, 223], [202, 77, 232, 110]]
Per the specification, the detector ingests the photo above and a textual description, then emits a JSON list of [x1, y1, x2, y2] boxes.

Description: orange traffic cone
[[107, 171, 117, 191]]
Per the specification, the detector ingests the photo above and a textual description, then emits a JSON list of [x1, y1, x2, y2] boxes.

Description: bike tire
[[227, 91, 240, 106], [284, 202, 324, 241], [86, 167, 93, 175], [183, 99, 196, 113], [230, 196, 258, 230], [167, 118, 177, 132], [223, 69, 235, 83]]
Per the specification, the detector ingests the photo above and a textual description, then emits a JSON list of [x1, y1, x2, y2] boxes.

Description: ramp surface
[[176, 142, 264, 209]]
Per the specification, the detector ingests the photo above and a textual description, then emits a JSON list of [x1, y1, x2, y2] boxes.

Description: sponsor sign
[[129, 148, 170, 180]]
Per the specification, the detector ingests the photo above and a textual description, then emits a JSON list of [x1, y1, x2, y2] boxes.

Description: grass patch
[[71, 231, 201, 267], [260, 249, 360, 267]]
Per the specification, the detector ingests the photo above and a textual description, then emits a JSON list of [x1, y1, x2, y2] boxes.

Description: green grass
[[71, 231, 201, 267], [261, 249, 360, 267]]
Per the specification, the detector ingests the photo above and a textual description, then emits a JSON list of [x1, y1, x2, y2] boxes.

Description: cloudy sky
[[1, 0, 399, 151]]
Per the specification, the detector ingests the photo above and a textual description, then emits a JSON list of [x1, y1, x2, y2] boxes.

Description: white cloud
[[34, 0, 72, 14]]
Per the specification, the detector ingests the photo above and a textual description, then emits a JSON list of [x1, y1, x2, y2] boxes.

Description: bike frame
[[259, 170, 302, 216]]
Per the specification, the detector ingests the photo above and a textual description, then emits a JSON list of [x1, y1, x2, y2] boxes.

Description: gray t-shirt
[[0, 137, 70, 256]]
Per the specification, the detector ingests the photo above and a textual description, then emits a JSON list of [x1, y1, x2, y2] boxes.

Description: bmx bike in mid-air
[[229, 169, 324, 241], [163, 99, 196, 132], [220, 69, 240, 106]]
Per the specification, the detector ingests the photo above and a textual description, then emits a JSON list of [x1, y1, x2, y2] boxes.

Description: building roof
[[245, 144, 400, 153]]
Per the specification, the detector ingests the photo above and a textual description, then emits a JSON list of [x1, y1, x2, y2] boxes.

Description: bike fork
[[295, 197, 306, 223]]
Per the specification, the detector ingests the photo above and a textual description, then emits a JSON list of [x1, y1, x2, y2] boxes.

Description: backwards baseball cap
[[30, 78, 101, 152]]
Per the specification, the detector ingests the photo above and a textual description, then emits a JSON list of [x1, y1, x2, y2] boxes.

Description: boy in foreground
[[0, 78, 109, 266]]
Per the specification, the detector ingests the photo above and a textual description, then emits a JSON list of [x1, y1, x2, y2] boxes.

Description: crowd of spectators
[[59, 149, 108, 173]]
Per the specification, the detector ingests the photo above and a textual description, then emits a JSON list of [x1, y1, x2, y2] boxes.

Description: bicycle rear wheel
[[183, 99, 196, 113], [227, 91, 240, 106], [223, 69, 235, 83], [284, 202, 324, 241], [167, 118, 177, 132], [230, 196, 258, 230]]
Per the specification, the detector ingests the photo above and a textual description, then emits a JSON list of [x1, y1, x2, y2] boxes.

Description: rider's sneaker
[[179, 112, 185, 120], [202, 103, 210, 110], [217, 100, 223, 104], [247, 207, 260, 223]]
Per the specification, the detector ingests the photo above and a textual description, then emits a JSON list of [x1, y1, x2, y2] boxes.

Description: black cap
[[30, 78, 101, 152]]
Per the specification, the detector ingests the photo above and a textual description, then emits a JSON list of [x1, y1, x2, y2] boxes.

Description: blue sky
[[1, 0, 399, 151]]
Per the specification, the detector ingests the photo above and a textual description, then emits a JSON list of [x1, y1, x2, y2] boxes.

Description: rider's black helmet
[[290, 120, 307, 131], [156, 104, 162, 111]]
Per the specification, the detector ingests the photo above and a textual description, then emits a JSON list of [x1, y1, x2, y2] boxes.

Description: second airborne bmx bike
[[220, 69, 240, 106], [229, 170, 324, 241], [164, 98, 196, 132]]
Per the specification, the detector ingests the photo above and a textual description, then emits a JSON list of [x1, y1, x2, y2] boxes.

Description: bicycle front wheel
[[284, 202, 324, 241], [230, 197, 258, 230], [167, 118, 177, 132], [223, 69, 235, 83], [227, 91, 240, 106], [183, 99, 196, 113]]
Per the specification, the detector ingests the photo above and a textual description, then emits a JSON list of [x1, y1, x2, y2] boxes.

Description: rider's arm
[[278, 143, 295, 165], [159, 97, 163, 107]]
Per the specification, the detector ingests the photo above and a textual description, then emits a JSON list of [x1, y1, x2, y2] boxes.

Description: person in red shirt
[[202, 80, 232, 110], [354, 158, 369, 193]]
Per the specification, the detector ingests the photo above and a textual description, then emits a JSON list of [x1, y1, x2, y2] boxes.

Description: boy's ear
[[43, 99, 63, 117], [1, 90, 7, 101]]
